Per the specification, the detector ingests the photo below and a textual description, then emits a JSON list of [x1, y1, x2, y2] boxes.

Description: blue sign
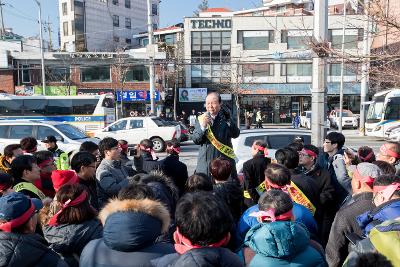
[[116, 90, 160, 102]]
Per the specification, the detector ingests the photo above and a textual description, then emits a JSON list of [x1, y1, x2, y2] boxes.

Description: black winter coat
[[0, 232, 68, 267], [242, 155, 271, 206], [160, 155, 188, 196], [213, 182, 244, 222], [152, 247, 244, 267], [290, 170, 321, 214], [134, 153, 163, 174], [192, 111, 240, 177]]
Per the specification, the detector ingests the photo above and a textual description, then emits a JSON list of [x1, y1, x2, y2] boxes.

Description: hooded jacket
[[96, 159, 129, 207], [80, 198, 175, 267], [243, 221, 327, 267], [0, 155, 11, 175], [0, 232, 68, 267], [160, 154, 188, 196]]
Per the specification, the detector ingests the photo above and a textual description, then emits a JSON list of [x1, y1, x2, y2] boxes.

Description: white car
[[0, 120, 99, 155], [302, 111, 331, 129], [329, 109, 358, 129], [385, 125, 400, 141], [232, 129, 311, 173], [94, 117, 181, 152]]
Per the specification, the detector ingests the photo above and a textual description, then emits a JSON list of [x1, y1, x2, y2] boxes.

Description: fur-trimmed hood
[[99, 198, 171, 252]]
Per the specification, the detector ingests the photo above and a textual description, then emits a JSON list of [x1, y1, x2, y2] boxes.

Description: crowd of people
[[0, 92, 399, 267]]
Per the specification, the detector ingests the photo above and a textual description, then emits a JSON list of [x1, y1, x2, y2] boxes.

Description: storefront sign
[[15, 85, 34, 96], [116, 90, 160, 102], [69, 53, 115, 59], [34, 86, 77, 96], [179, 88, 207, 102], [191, 19, 231, 29], [77, 88, 114, 95], [239, 83, 361, 95]]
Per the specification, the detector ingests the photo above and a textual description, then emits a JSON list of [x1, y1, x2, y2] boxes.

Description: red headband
[[140, 145, 153, 153], [380, 144, 400, 159], [0, 182, 12, 191], [167, 145, 181, 154], [249, 208, 293, 222], [254, 145, 269, 156], [373, 182, 400, 200], [0, 202, 35, 232], [173, 228, 230, 255], [264, 178, 290, 195], [300, 148, 317, 158], [119, 144, 128, 150], [23, 147, 37, 154], [38, 159, 54, 168], [48, 191, 88, 226], [358, 151, 374, 162], [353, 168, 375, 189]]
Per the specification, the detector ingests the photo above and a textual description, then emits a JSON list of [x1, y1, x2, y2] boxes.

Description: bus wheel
[[151, 137, 165, 152]]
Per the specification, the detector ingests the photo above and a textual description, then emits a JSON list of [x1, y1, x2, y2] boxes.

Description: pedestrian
[[0, 144, 23, 175], [20, 136, 38, 155], [80, 189, 174, 267], [242, 190, 327, 267], [376, 142, 400, 175], [160, 140, 188, 196], [256, 108, 263, 128], [152, 192, 244, 267], [357, 146, 376, 163], [192, 92, 240, 178], [133, 139, 163, 173], [245, 110, 253, 129], [34, 150, 57, 198], [96, 137, 129, 207], [372, 160, 396, 175], [0, 172, 14, 197], [185, 173, 213, 193], [40, 184, 103, 267], [118, 139, 136, 176], [291, 112, 300, 128], [79, 141, 101, 166], [41, 135, 64, 158], [179, 110, 188, 125], [189, 109, 197, 128], [71, 151, 100, 210], [242, 140, 271, 208], [325, 163, 382, 267]]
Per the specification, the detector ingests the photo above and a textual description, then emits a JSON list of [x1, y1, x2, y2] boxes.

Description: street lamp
[[34, 0, 46, 95]]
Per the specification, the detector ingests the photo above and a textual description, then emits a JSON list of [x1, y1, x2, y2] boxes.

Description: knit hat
[[51, 170, 79, 192]]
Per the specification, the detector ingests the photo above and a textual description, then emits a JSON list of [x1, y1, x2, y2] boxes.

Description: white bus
[[0, 94, 115, 134], [365, 89, 400, 138]]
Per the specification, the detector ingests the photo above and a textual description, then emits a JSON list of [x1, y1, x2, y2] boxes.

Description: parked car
[[93, 117, 181, 152], [329, 109, 358, 129], [0, 120, 99, 155], [301, 111, 331, 129], [232, 129, 311, 173], [385, 124, 400, 141]]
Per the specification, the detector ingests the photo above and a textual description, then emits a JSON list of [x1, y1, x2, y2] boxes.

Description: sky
[[2, 0, 259, 48]]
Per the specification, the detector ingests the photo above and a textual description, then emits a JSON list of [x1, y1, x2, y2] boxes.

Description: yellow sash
[[14, 182, 46, 200], [205, 126, 236, 159]]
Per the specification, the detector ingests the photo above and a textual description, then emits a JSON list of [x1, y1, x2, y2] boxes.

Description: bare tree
[[193, 0, 209, 17], [111, 49, 130, 119]]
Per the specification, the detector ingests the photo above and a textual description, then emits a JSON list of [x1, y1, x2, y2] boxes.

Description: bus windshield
[[54, 124, 88, 140], [367, 102, 384, 123]]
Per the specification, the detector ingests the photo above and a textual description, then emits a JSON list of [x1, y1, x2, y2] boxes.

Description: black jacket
[[48, 145, 64, 158], [160, 154, 188, 196], [325, 192, 375, 267], [242, 155, 271, 205], [134, 153, 163, 174], [192, 111, 240, 177], [0, 232, 68, 267], [290, 170, 321, 214], [213, 182, 244, 222], [80, 198, 175, 267], [152, 247, 244, 267]]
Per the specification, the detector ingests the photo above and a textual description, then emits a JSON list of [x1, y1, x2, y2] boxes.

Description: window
[[113, 36, 120, 42], [282, 30, 312, 49], [329, 63, 357, 76], [46, 100, 72, 115], [63, 21, 68, 36], [125, 66, 149, 82], [113, 15, 119, 27], [267, 135, 310, 149], [10, 126, 33, 139], [21, 65, 30, 83], [329, 29, 362, 49], [243, 64, 274, 77], [37, 126, 62, 141], [384, 98, 400, 120], [54, 124, 87, 140], [62, 2, 68, 15], [81, 66, 111, 82], [109, 120, 127, 131], [237, 30, 274, 50], [23, 100, 47, 115], [46, 68, 70, 82], [125, 0, 130, 8], [71, 20, 75, 34], [70, 0, 74, 11], [244, 135, 268, 147], [125, 17, 131, 29], [153, 23, 158, 30], [0, 100, 23, 115], [71, 99, 98, 114], [129, 120, 143, 129], [112, 0, 118, 5], [152, 3, 158, 15], [0, 126, 8, 138], [164, 34, 176, 45], [126, 38, 131, 44], [282, 63, 312, 76]]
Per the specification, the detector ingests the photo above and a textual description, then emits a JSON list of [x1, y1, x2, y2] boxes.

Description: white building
[[59, 0, 160, 52]]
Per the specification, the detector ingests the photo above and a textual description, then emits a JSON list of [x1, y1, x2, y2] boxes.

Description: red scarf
[[48, 191, 88, 226]]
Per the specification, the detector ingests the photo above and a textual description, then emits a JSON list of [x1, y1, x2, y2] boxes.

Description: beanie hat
[[51, 170, 79, 192]]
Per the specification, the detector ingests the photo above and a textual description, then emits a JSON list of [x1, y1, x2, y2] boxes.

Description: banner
[[116, 90, 160, 102], [179, 88, 207, 102], [77, 88, 114, 95], [34, 86, 77, 96], [15, 85, 34, 96]]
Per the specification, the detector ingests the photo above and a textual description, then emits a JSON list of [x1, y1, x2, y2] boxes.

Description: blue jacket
[[237, 204, 318, 241], [357, 199, 400, 236], [243, 221, 327, 267]]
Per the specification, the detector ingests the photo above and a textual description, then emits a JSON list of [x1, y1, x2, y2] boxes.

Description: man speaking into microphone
[[192, 92, 240, 178]]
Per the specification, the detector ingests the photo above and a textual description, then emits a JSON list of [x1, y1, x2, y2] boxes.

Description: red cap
[[51, 170, 79, 192]]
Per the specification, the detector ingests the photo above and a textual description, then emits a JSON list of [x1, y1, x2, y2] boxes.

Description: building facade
[[182, 2, 366, 123], [59, 0, 160, 52]]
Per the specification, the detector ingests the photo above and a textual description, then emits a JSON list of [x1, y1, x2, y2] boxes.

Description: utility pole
[[359, 0, 370, 136], [147, 0, 156, 115], [0, 0, 5, 38], [339, 0, 347, 133], [311, 0, 328, 147], [34, 0, 46, 96]]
